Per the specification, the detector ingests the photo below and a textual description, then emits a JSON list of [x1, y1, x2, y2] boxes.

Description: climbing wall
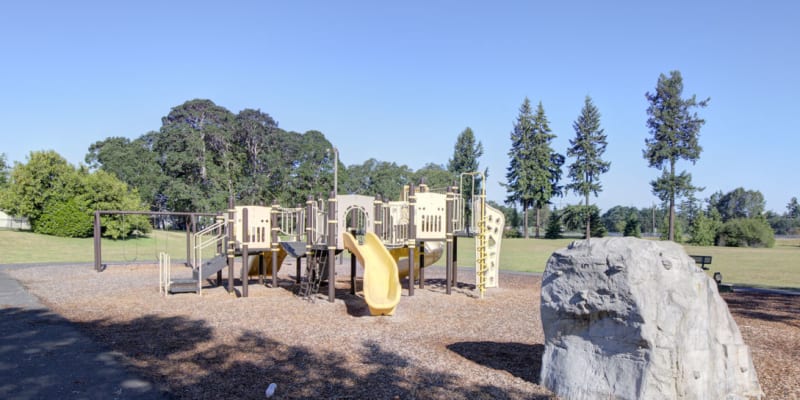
[[475, 201, 505, 289]]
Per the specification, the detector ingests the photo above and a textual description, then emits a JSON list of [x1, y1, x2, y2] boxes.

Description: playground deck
[[2, 262, 798, 399]]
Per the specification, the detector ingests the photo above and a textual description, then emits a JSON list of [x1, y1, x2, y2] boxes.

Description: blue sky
[[1, 1, 798, 212]]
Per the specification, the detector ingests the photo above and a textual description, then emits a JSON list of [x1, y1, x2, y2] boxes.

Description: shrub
[[716, 218, 775, 248], [545, 212, 562, 239], [503, 227, 522, 238], [687, 210, 722, 246], [623, 215, 641, 237], [35, 198, 93, 238]]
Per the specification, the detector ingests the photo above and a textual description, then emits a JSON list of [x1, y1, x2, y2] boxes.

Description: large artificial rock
[[540, 237, 762, 400]]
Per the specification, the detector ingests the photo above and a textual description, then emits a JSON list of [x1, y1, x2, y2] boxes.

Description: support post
[[445, 187, 453, 295], [93, 210, 103, 271], [185, 214, 193, 266], [327, 191, 337, 303], [227, 196, 235, 294], [305, 195, 314, 286], [407, 184, 416, 296], [453, 235, 458, 287], [216, 216, 223, 285], [350, 233, 357, 295], [271, 199, 280, 288], [418, 241, 425, 289], [241, 207, 249, 298]]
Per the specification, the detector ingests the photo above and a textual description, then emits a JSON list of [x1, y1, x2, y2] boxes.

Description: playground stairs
[[159, 253, 228, 295]]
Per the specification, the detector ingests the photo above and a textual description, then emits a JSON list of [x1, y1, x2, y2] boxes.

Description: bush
[[503, 227, 522, 238], [687, 210, 722, 246], [716, 218, 775, 248], [544, 212, 562, 239], [623, 215, 641, 237], [34, 198, 93, 238]]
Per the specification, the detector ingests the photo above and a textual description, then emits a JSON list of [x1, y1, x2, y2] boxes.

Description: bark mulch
[[5, 263, 798, 399]]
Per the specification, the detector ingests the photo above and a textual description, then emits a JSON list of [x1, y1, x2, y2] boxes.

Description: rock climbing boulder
[[540, 237, 762, 400]]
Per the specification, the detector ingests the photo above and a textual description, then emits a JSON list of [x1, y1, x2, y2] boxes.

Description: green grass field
[[1, 229, 798, 289], [0, 229, 190, 265]]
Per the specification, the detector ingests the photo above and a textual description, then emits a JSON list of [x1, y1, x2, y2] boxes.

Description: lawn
[[0, 229, 190, 265], [1, 230, 798, 289]]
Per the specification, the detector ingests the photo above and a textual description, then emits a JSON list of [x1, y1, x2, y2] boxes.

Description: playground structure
[[97, 174, 505, 316]]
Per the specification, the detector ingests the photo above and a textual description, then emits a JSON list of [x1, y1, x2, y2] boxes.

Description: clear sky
[[1, 1, 798, 212]]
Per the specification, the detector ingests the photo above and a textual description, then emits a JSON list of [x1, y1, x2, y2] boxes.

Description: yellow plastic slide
[[247, 247, 288, 277], [342, 232, 401, 316], [388, 241, 443, 279]]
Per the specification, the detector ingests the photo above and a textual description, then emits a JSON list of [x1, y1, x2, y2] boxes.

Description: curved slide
[[342, 232, 401, 316], [389, 241, 443, 279], [248, 247, 288, 277]]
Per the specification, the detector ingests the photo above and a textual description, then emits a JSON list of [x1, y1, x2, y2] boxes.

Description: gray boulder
[[540, 237, 762, 400]]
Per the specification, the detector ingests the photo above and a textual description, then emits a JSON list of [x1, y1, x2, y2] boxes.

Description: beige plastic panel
[[234, 205, 272, 248], [414, 192, 447, 240], [335, 194, 376, 248]]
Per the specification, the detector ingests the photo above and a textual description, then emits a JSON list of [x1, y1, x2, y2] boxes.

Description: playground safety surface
[[1, 262, 798, 399]]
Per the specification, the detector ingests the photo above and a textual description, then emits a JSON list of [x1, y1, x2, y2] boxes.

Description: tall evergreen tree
[[566, 96, 610, 239], [644, 71, 708, 241], [505, 98, 536, 238], [505, 99, 563, 238], [448, 127, 483, 231]]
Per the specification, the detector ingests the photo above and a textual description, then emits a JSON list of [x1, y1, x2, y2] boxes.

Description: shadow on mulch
[[21, 310, 546, 399], [447, 341, 544, 384], [723, 292, 800, 328]]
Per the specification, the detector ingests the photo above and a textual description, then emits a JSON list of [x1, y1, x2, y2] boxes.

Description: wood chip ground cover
[[6, 263, 798, 399]]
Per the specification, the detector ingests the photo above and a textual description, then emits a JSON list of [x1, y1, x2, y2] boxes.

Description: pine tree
[[566, 96, 610, 239], [505, 99, 565, 238], [644, 71, 709, 241], [448, 127, 484, 230]]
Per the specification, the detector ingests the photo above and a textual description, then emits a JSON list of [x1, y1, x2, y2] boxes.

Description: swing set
[[92, 210, 220, 271]]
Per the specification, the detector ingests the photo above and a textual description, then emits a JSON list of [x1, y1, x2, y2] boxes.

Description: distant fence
[[0, 211, 30, 230]]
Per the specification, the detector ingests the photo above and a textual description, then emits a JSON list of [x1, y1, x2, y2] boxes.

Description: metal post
[[305, 195, 314, 285], [241, 207, 249, 298], [445, 187, 453, 295], [185, 214, 193, 265], [407, 184, 416, 296], [271, 199, 279, 288], [418, 241, 425, 289], [93, 210, 102, 271], [373, 195, 383, 240], [227, 196, 235, 294], [328, 191, 337, 303], [350, 236, 357, 295]]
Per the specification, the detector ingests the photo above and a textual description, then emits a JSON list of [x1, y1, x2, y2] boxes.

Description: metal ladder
[[298, 248, 327, 301]]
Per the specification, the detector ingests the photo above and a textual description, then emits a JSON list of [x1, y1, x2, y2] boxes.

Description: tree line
[[1, 72, 797, 244]]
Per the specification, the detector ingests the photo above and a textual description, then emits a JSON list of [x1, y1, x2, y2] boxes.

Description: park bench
[[690, 255, 712, 270], [690, 254, 732, 292]]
